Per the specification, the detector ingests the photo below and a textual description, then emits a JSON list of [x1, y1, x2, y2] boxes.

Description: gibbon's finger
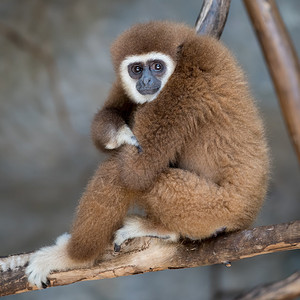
[[136, 144, 143, 153], [41, 280, 49, 289], [130, 135, 143, 153]]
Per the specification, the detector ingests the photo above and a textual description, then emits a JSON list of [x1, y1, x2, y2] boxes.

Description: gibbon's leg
[[114, 168, 262, 249], [67, 158, 133, 261], [140, 168, 260, 239], [26, 158, 133, 288]]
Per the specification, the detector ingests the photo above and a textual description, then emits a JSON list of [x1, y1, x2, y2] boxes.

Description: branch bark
[[195, 0, 231, 38], [244, 0, 300, 163], [1, 221, 299, 297], [235, 271, 300, 300]]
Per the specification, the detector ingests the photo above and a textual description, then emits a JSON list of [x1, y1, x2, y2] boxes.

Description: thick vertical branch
[[244, 0, 300, 163], [195, 0, 231, 38]]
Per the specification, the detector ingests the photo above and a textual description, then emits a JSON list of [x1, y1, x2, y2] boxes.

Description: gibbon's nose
[[142, 76, 153, 85], [141, 69, 153, 86]]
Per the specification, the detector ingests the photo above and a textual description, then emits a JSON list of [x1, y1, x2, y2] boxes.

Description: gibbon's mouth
[[138, 87, 160, 95]]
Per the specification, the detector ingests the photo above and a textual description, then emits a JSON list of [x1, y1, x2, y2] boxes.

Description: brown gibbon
[[6, 21, 269, 288]]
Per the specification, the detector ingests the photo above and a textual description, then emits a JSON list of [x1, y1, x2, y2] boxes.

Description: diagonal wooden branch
[[1, 221, 299, 297], [235, 271, 300, 300]]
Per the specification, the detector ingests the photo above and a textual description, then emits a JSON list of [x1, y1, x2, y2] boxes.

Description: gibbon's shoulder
[[177, 34, 240, 76]]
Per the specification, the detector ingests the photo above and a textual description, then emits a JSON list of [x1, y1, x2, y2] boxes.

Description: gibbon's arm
[[118, 94, 199, 191], [91, 81, 138, 152]]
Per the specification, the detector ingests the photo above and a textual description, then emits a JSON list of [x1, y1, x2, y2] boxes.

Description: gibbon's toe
[[130, 135, 138, 143], [26, 257, 50, 289], [129, 135, 143, 153], [113, 216, 145, 249], [211, 226, 227, 238], [114, 243, 121, 252], [113, 226, 130, 250], [41, 280, 49, 289]]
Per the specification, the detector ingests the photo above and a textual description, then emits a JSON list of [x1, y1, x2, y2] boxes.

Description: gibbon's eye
[[132, 65, 143, 74], [154, 63, 162, 71], [150, 61, 165, 73]]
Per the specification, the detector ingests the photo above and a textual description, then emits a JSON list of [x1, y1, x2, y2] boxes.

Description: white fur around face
[[120, 52, 176, 104], [25, 233, 93, 289], [105, 124, 139, 149]]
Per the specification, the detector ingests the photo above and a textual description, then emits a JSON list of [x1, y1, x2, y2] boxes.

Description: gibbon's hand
[[118, 101, 191, 191], [105, 124, 143, 153]]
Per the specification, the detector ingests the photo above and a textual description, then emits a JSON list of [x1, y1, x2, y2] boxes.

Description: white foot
[[113, 216, 179, 252], [25, 233, 91, 289]]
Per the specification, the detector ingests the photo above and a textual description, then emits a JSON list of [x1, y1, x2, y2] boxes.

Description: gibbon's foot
[[211, 226, 227, 238], [26, 233, 93, 289], [113, 216, 179, 252], [26, 233, 71, 289]]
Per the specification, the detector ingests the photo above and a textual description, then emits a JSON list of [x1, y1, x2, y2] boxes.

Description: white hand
[[105, 125, 142, 152]]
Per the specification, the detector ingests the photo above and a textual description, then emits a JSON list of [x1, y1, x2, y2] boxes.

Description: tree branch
[[235, 271, 300, 300], [195, 0, 231, 38], [1, 221, 299, 297], [244, 0, 300, 163]]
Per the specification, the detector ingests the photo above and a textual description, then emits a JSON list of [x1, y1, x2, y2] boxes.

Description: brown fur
[[69, 21, 269, 261], [91, 82, 136, 152]]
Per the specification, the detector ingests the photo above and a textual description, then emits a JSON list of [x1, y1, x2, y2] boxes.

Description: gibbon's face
[[120, 52, 176, 104]]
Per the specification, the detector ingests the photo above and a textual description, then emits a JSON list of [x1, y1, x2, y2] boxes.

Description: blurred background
[[0, 0, 299, 299]]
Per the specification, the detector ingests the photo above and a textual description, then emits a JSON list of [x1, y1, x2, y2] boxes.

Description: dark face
[[128, 60, 166, 95]]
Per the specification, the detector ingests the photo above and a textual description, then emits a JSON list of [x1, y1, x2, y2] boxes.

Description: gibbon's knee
[[139, 168, 261, 240], [67, 158, 133, 261]]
